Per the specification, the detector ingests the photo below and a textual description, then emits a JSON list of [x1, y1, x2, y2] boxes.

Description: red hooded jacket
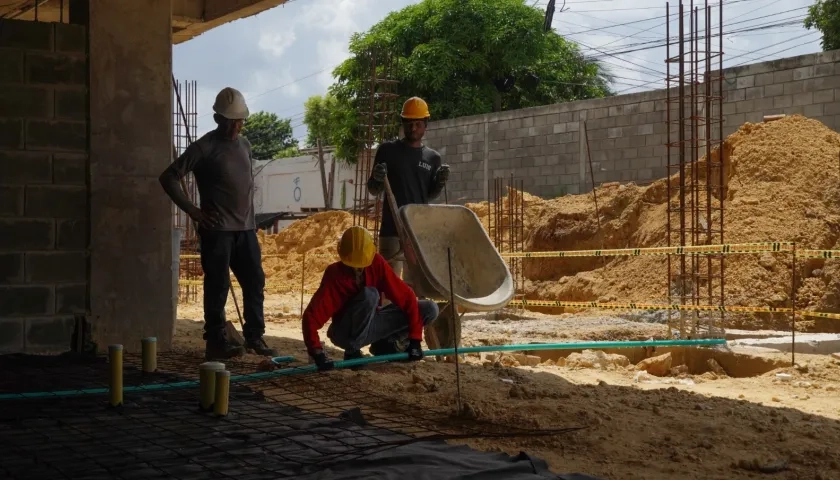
[[301, 253, 423, 354]]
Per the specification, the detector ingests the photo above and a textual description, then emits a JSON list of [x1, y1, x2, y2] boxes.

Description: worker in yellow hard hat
[[366, 97, 450, 287], [160, 86, 280, 361], [301, 226, 439, 370]]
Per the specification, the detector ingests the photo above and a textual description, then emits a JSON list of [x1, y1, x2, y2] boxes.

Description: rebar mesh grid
[[0, 351, 578, 479]]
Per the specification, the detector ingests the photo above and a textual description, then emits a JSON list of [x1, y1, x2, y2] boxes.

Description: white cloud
[[258, 31, 297, 58]]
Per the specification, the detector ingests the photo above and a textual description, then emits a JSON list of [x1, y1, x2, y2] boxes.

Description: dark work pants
[[327, 287, 439, 352], [199, 229, 265, 340]]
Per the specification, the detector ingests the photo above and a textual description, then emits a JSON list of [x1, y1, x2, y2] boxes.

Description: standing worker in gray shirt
[[160, 87, 279, 360], [367, 97, 450, 285]]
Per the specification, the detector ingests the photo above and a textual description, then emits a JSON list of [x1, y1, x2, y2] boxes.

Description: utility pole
[[316, 138, 329, 208]]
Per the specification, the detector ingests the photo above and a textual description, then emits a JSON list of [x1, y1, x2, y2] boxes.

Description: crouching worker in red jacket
[[302, 226, 440, 370]]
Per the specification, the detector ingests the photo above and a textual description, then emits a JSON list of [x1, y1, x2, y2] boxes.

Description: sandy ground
[[175, 293, 840, 480]]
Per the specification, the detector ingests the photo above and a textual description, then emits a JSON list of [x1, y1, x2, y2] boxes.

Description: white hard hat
[[212, 87, 250, 120]]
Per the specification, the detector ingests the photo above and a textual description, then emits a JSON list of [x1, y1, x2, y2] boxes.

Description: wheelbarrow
[[383, 179, 515, 355]]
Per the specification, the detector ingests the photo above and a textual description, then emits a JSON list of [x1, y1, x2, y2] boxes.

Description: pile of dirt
[[258, 210, 351, 291], [472, 116, 840, 331]]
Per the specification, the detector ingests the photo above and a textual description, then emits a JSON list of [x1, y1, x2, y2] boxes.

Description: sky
[[173, 0, 821, 145]]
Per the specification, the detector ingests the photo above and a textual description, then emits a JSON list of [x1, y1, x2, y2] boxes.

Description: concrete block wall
[[425, 50, 840, 203], [0, 19, 89, 353]]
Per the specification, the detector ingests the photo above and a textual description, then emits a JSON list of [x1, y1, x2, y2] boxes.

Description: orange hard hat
[[401, 97, 430, 120]]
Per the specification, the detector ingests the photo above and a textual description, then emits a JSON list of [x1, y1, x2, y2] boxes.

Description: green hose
[[0, 339, 725, 400]]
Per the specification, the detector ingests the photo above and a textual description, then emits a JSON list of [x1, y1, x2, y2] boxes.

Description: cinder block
[[0, 49, 24, 83], [56, 219, 88, 250], [783, 82, 805, 95], [736, 75, 755, 89], [55, 284, 87, 314], [773, 70, 794, 84], [0, 19, 53, 50], [794, 66, 815, 81], [0, 185, 24, 216], [814, 89, 835, 104], [26, 316, 75, 351], [804, 103, 824, 118], [736, 100, 755, 114], [0, 253, 23, 283], [0, 85, 53, 118], [754, 72, 774, 86], [25, 251, 87, 283], [792, 92, 814, 106], [25, 185, 86, 217], [55, 89, 87, 120], [0, 151, 52, 185], [815, 63, 834, 77], [0, 218, 54, 250], [764, 83, 784, 97], [25, 120, 87, 151], [26, 52, 86, 85], [745, 87, 763, 100], [0, 319, 24, 353], [773, 96, 793, 108], [0, 285, 53, 316], [726, 89, 745, 102], [54, 23, 86, 53], [825, 102, 840, 115], [0, 119, 23, 149]]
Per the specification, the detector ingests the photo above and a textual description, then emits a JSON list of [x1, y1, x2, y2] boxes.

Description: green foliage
[[328, 0, 612, 162], [805, 0, 840, 51], [241, 111, 299, 160], [303, 94, 341, 147]]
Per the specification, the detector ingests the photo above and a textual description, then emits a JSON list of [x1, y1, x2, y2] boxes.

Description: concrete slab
[[729, 334, 840, 355], [724, 329, 792, 340]]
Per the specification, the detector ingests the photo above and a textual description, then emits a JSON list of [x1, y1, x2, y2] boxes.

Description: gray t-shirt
[[167, 130, 256, 231]]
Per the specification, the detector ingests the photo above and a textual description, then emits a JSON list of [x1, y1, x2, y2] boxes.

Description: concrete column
[[88, 0, 174, 352]]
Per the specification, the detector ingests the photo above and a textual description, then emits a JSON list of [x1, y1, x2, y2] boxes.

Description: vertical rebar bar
[[446, 248, 462, 414], [300, 253, 307, 317], [791, 244, 797, 366], [678, 2, 687, 335], [665, 2, 673, 334]]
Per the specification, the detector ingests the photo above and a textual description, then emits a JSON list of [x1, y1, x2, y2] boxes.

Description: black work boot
[[369, 336, 409, 356], [205, 336, 246, 361], [344, 349, 366, 371], [245, 336, 278, 357]]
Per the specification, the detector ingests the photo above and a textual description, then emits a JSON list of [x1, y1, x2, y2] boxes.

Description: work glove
[[311, 351, 335, 372], [372, 162, 387, 183], [435, 164, 450, 185], [406, 339, 424, 362]]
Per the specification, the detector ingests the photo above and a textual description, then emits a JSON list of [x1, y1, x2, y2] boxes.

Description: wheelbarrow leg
[[426, 301, 462, 362]]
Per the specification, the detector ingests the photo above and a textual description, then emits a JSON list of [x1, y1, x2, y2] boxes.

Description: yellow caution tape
[[507, 299, 792, 314], [797, 249, 840, 259], [802, 311, 840, 320], [500, 242, 794, 259]]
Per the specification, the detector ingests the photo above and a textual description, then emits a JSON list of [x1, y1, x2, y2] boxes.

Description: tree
[[805, 0, 840, 51], [240, 111, 299, 160], [328, 0, 612, 162], [303, 95, 340, 207]]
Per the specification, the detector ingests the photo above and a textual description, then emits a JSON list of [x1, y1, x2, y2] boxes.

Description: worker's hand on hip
[[435, 164, 450, 184], [189, 207, 222, 230], [406, 339, 424, 362], [372, 162, 387, 183], [312, 351, 335, 372]]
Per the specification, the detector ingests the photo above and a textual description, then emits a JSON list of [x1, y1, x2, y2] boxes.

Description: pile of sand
[[258, 211, 351, 291], [499, 115, 840, 331]]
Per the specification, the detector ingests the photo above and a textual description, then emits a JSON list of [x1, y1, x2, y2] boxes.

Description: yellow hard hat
[[337, 226, 376, 268], [401, 97, 430, 120]]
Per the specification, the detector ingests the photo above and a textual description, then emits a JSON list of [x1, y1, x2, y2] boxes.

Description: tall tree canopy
[[303, 94, 341, 148], [805, 0, 840, 51], [241, 111, 299, 160], [328, 0, 612, 162]]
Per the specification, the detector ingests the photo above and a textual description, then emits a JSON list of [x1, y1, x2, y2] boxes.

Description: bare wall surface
[[0, 18, 89, 354], [425, 51, 840, 204], [89, 0, 174, 352]]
